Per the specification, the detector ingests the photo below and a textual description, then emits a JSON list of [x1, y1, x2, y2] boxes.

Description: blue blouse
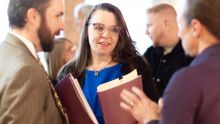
[[83, 64, 123, 124]]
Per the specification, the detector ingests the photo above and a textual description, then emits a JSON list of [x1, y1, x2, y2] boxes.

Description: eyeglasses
[[88, 23, 121, 36]]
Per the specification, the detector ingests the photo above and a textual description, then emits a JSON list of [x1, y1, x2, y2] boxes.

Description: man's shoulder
[[143, 46, 163, 62], [145, 46, 157, 53], [145, 46, 163, 54], [167, 65, 202, 89], [0, 44, 39, 77]]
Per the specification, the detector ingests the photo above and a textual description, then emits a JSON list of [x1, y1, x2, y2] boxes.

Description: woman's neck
[[87, 54, 116, 71]]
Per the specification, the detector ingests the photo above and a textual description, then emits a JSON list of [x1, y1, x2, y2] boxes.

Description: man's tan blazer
[[0, 33, 67, 124]]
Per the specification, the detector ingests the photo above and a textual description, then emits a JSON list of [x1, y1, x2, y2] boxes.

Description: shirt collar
[[191, 44, 220, 66]]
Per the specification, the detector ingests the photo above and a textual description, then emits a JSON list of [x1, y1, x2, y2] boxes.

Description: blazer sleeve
[[0, 65, 47, 124]]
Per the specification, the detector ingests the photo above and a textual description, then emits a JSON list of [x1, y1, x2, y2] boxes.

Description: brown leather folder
[[55, 73, 98, 124], [97, 69, 142, 124]]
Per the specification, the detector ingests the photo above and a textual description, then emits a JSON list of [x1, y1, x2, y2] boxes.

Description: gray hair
[[73, 3, 93, 18]]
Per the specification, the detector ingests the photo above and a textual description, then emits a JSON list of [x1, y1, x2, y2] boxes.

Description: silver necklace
[[94, 71, 99, 76]]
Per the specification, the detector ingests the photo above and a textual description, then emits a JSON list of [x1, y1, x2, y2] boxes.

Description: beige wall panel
[[64, 0, 84, 46]]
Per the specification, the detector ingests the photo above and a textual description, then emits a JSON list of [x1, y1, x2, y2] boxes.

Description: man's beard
[[38, 19, 59, 52]]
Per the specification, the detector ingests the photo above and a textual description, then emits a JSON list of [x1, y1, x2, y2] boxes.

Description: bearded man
[[0, 0, 68, 124]]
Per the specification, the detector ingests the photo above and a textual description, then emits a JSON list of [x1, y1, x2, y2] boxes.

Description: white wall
[[0, 0, 181, 54], [0, 1, 9, 42]]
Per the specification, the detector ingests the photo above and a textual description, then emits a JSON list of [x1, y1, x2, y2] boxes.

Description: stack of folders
[[55, 69, 142, 124]]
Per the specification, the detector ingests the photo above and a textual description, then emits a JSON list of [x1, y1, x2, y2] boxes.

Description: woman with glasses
[[57, 3, 159, 124]]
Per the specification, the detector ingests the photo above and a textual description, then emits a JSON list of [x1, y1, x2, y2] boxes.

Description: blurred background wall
[[0, 0, 180, 54]]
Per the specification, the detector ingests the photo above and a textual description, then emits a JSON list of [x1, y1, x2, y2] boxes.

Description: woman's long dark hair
[[58, 3, 139, 80]]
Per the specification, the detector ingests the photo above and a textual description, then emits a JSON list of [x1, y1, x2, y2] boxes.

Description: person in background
[[73, 2, 93, 32], [143, 3, 193, 96], [0, 0, 67, 123], [46, 38, 76, 85], [58, 3, 159, 124], [120, 0, 220, 123]]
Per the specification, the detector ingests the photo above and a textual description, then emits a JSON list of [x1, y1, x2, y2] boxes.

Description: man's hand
[[120, 87, 160, 124]]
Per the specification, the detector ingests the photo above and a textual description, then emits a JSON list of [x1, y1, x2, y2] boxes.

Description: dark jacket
[[148, 44, 220, 124], [58, 56, 160, 102], [143, 41, 193, 96]]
